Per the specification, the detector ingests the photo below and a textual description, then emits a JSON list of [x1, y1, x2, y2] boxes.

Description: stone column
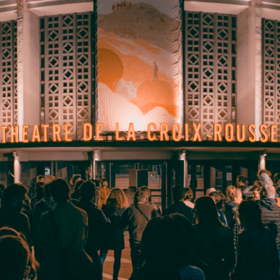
[[17, 0, 40, 140], [259, 154, 266, 170], [13, 151, 21, 183], [237, 0, 262, 138]]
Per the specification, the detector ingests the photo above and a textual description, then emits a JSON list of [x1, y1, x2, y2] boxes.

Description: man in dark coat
[[0, 184, 32, 247], [120, 190, 159, 278], [259, 185, 280, 261], [163, 186, 193, 223]]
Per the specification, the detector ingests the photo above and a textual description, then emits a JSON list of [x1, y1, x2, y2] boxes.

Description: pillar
[[259, 154, 266, 170], [237, 0, 262, 138], [17, 0, 40, 140], [13, 151, 21, 184]]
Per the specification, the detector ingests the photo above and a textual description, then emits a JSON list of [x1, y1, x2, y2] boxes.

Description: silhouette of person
[[153, 62, 158, 81]]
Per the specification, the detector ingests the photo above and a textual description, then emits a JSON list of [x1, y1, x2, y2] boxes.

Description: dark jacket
[[0, 205, 33, 247], [259, 197, 280, 250], [233, 225, 279, 280], [72, 199, 110, 257], [120, 202, 159, 245], [101, 205, 126, 250], [192, 220, 235, 280], [162, 201, 193, 223], [225, 201, 238, 230]]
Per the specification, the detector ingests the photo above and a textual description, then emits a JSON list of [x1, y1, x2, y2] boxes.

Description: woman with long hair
[[98, 178, 110, 209], [192, 196, 235, 280], [100, 188, 129, 280]]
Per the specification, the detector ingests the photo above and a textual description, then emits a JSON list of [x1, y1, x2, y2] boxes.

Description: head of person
[[206, 188, 216, 196], [226, 185, 242, 205], [238, 200, 262, 228], [0, 235, 33, 280], [209, 190, 226, 210], [194, 196, 220, 224], [79, 181, 96, 202], [172, 186, 186, 202], [36, 175, 45, 183], [236, 175, 248, 189], [141, 215, 191, 269], [100, 178, 108, 188], [134, 190, 148, 205], [70, 174, 81, 187], [107, 187, 129, 208], [257, 169, 273, 187], [2, 184, 27, 211], [44, 182, 52, 198], [139, 186, 151, 199], [74, 179, 85, 193], [35, 182, 45, 199], [50, 179, 70, 203], [184, 187, 193, 202], [0, 227, 21, 238]]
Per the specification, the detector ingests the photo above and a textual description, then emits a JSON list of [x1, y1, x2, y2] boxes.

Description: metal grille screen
[[185, 12, 237, 139], [40, 13, 93, 140], [0, 21, 17, 140], [263, 19, 280, 138]]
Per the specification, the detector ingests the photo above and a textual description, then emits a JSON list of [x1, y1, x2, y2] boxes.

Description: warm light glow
[[248, 124, 257, 142], [147, 122, 157, 141], [53, 124, 62, 142], [193, 123, 202, 142], [236, 124, 246, 142], [11, 125, 19, 143], [271, 124, 278, 142], [160, 123, 169, 141], [214, 123, 222, 142], [127, 123, 136, 141], [0, 126, 7, 143], [225, 123, 234, 142], [83, 123, 93, 141], [172, 123, 182, 142], [185, 123, 189, 141], [260, 124, 269, 143], [115, 123, 124, 141], [41, 124, 49, 142], [64, 123, 73, 142], [96, 123, 104, 141], [22, 125, 30, 143], [32, 125, 41, 142]]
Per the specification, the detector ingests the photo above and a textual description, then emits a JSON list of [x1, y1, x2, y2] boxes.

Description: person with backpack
[[120, 190, 159, 278], [100, 188, 129, 280], [192, 196, 235, 280]]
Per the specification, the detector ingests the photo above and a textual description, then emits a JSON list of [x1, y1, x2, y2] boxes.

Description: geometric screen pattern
[[40, 13, 93, 140], [263, 19, 280, 137], [0, 21, 17, 140], [186, 13, 237, 138]]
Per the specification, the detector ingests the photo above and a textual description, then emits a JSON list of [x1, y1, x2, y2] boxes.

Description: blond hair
[[107, 188, 129, 208]]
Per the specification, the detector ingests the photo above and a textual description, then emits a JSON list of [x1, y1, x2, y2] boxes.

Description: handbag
[[49, 210, 95, 280]]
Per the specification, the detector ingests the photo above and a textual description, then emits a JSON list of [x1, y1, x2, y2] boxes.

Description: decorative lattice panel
[[40, 13, 93, 140], [263, 19, 280, 137], [186, 12, 237, 139], [0, 21, 17, 140]]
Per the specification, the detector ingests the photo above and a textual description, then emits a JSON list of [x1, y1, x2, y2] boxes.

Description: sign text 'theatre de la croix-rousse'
[[0, 123, 280, 143]]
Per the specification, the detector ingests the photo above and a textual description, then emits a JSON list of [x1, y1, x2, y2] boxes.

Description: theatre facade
[[1, 0, 280, 210]]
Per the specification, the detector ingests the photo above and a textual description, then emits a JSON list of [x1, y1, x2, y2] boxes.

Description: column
[[237, 0, 262, 138], [259, 154, 266, 170], [13, 151, 21, 184], [17, 0, 40, 140]]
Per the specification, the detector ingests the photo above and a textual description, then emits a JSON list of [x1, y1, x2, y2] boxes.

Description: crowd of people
[[0, 169, 280, 280]]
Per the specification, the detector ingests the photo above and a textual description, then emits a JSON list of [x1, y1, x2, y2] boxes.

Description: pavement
[[103, 235, 132, 280]]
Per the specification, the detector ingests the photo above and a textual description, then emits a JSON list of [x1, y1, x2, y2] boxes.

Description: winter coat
[[259, 197, 280, 250], [72, 199, 110, 258], [192, 220, 235, 280], [162, 201, 193, 223], [233, 225, 279, 280], [101, 205, 126, 250], [37, 201, 88, 280]]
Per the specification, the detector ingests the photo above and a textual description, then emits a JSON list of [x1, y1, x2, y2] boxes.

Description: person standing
[[100, 188, 129, 280], [120, 190, 159, 278], [98, 178, 110, 209], [37, 179, 88, 280], [192, 196, 235, 280], [233, 200, 279, 280]]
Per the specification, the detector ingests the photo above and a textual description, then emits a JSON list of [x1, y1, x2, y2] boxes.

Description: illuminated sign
[[0, 123, 278, 143]]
